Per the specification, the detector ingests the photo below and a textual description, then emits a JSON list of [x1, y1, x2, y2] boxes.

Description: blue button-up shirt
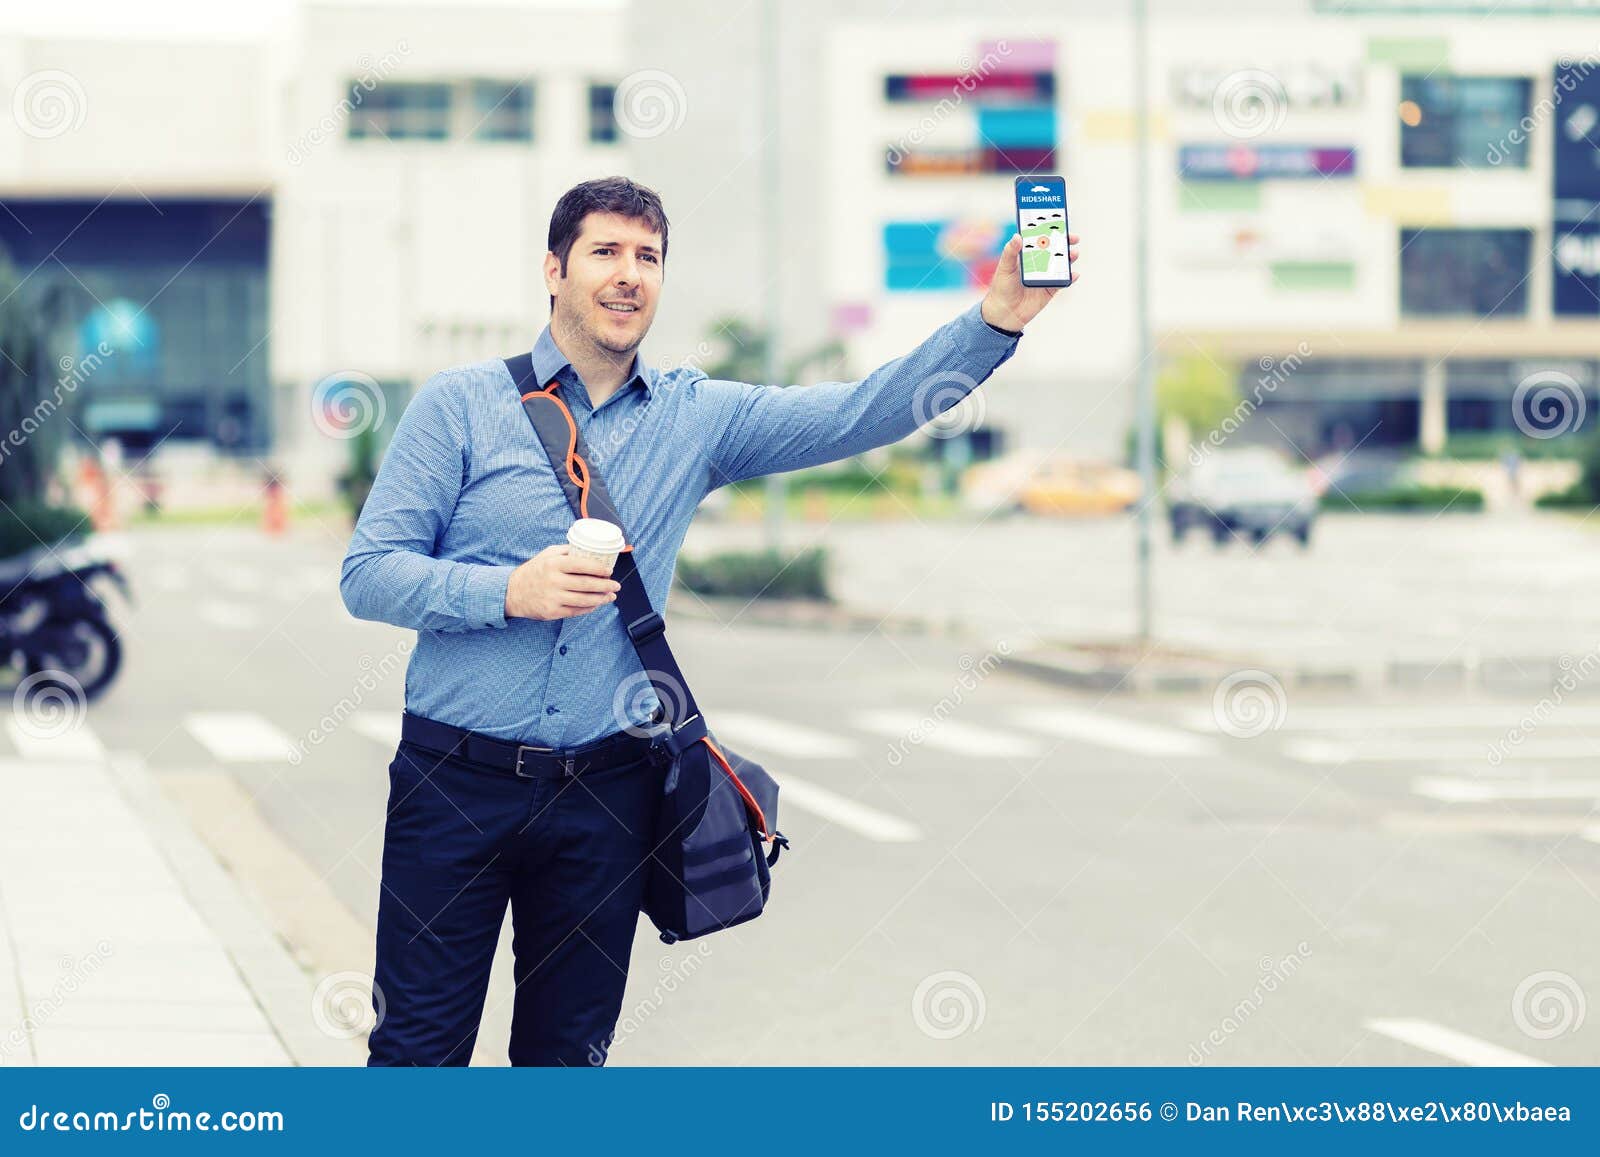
[[340, 302, 1020, 748]]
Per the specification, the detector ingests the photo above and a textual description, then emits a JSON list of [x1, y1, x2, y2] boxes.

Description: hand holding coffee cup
[[503, 519, 625, 621]]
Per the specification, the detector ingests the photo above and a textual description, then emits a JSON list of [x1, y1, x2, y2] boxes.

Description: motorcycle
[[0, 539, 130, 701]]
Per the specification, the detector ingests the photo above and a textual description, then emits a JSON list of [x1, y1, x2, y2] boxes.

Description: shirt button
[[559, 645, 568, 655], [546, 705, 558, 715]]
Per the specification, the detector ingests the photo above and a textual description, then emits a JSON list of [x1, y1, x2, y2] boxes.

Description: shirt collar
[[530, 324, 651, 406]]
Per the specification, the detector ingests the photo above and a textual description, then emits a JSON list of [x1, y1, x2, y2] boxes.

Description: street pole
[[1133, 0, 1155, 643], [761, 0, 786, 553]]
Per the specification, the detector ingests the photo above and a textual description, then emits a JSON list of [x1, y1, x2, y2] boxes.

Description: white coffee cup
[[567, 517, 624, 573]]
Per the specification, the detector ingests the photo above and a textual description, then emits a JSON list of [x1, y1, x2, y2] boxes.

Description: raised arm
[[695, 302, 1020, 489]]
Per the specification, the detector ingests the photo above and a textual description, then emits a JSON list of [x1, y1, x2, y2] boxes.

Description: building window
[[470, 80, 534, 142], [588, 83, 619, 143], [348, 81, 453, 140], [1399, 76, 1531, 168], [1400, 228, 1531, 317]]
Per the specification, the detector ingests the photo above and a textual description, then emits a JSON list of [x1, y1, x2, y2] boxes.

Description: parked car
[[1168, 448, 1317, 547], [960, 451, 1140, 517]]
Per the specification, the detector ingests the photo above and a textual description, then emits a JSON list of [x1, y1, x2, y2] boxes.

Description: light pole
[[1133, 0, 1156, 642]]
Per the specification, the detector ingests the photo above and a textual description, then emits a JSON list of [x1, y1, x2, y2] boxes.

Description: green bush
[[1426, 432, 1586, 461], [1322, 484, 1484, 512], [0, 501, 89, 560], [674, 547, 829, 600]]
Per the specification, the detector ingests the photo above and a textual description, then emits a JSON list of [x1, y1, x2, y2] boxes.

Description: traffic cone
[[263, 473, 288, 536]]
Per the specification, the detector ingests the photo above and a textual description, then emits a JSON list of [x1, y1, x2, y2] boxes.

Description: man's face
[[547, 211, 663, 355]]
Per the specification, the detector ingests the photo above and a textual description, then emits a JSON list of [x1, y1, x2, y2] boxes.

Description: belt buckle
[[514, 745, 572, 778]]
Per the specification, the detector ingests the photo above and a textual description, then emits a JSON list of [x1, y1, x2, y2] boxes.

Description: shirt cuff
[[962, 301, 1023, 347], [463, 563, 516, 630]]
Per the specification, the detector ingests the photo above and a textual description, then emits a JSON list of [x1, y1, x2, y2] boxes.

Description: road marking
[[1286, 737, 1600, 765], [709, 712, 859, 758], [349, 712, 401, 747], [1185, 704, 1600, 734], [1585, 825, 1600, 845], [184, 712, 299, 762], [776, 774, 922, 843], [1365, 1018, 1547, 1067], [197, 600, 259, 631], [1009, 706, 1218, 758], [5, 719, 105, 761], [851, 710, 1043, 758], [1412, 777, 1600, 803]]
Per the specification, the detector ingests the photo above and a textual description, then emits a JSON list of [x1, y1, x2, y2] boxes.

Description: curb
[[668, 591, 1588, 698], [106, 754, 363, 1066]]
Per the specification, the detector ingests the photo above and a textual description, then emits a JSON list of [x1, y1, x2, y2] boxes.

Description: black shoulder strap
[[503, 355, 707, 753]]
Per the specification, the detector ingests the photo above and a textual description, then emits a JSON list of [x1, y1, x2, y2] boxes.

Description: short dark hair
[[547, 176, 669, 313]]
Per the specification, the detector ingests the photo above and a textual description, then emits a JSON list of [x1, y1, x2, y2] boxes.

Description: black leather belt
[[399, 712, 659, 779]]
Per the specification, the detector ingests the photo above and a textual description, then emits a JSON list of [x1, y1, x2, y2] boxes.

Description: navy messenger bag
[[503, 353, 788, 943]]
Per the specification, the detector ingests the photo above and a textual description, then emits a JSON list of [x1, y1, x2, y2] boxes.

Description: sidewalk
[[0, 740, 361, 1066]]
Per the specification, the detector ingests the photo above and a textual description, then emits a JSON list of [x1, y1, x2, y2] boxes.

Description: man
[[341, 176, 1078, 1066]]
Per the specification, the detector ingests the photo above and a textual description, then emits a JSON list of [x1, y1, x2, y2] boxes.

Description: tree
[[0, 247, 89, 556]]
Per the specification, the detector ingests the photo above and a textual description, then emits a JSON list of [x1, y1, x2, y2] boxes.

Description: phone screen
[[1014, 175, 1071, 287]]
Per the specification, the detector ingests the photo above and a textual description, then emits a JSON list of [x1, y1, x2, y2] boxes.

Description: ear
[[543, 250, 562, 298]]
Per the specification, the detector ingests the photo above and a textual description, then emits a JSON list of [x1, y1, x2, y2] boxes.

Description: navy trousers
[[366, 737, 666, 1066]]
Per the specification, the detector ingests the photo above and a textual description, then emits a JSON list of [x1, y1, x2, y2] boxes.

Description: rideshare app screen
[[1015, 176, 1070, 283]]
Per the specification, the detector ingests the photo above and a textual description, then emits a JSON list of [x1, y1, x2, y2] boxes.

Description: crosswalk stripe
[[851, 710, 1043, 758], [1584, 825, 1600, 845], [4, 719, 105, 761], [1412, 777, 1600, 803], [1288, 737, 1600, 764], [775, 774, 922, 843], [1365, 1018, 1547, 1067], [1009, 706, 1217, 758], [184, 712, 299, 762], [1185, 704, 1600, 734], [709, 711, 859, 758], [349, 712, 401, 747]]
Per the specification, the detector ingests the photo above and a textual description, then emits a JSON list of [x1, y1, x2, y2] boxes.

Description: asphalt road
[[20, 521, 1598, 1066]]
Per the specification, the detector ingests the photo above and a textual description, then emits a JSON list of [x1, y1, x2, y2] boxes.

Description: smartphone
[[1014, 174, 1072, 287]]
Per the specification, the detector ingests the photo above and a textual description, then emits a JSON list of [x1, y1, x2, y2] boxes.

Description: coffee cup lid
[[568, 517, 624, 552]]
